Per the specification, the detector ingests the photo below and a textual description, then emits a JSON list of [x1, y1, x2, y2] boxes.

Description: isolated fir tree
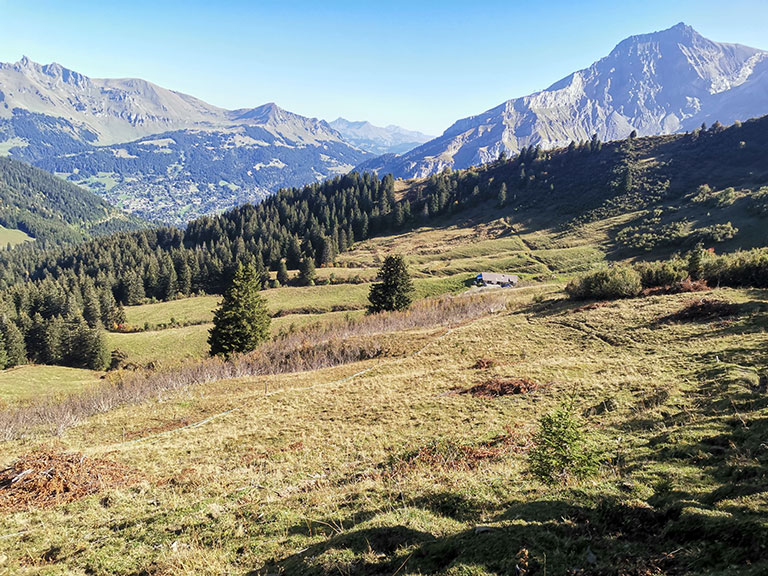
[[298, 256, 316, 286], [208, 264, 271, 357], [367, 254, 414, 313], [276, 260, 290, 286], [497, 182, 507, 208]]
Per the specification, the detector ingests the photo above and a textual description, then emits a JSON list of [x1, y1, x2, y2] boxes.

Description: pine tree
[[497, 183, 507, 208], [0, 316, 26, 367], [298, 257, 316, 286], [0, 333, 8, 370], [367, 254, 414, 313], [276, 260, 290, 286], [82, 283, 102, 328], [208, 264, 271, 357], [66, 316, 109, 370], [687, 242, 706, 280]]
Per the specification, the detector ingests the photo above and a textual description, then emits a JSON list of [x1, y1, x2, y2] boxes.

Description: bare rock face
[[364, 23, 768, 179]]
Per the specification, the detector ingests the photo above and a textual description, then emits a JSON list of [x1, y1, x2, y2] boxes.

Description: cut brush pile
[[0, 448, 139, 513]]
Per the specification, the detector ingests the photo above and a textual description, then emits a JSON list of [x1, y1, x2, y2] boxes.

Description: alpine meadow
[[0, 5, 767, 576]]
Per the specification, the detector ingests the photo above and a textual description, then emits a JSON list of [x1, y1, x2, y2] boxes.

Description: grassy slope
[[114, 271, 473, 366], [0, 224, 33, 247], [1, 286, 766, 575], [111, 200, 617, 368], [0, 365, 103, 407]]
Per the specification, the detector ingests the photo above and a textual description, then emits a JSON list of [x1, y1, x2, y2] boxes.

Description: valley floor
[[1, 285, 766, 575]]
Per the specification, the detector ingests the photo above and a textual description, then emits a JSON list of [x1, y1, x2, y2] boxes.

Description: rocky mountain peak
[[361, 24, 768, 180]]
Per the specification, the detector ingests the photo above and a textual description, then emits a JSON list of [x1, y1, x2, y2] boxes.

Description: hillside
[[0, 284, 766, 575], [362, 23, 768, 178], [1, 114, 766, 298], [0, 116, 766, 576], [0, 59, 370, 223], [0, 156, 144, 244]]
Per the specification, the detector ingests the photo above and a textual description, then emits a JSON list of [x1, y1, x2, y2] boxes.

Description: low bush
[[634, 259, 688, 288], [565, 266, 642, 300], [701, 249, 768, 288]]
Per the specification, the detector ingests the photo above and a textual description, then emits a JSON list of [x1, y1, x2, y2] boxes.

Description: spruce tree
[[82, 283, 102, 328], [0, 333, 8, 370], [688, 242, 706, 280], [208, 264, 271, 357], [0, 316, 26, 367], [298, 257, 316, 286], [367, 254, 414, 313], [276, 260, 290, 286]]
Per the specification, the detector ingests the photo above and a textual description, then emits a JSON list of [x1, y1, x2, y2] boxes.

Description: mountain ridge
[[0, 58, 370, 223], [361, 23, 768, 179], [329, 117, 433, 155]]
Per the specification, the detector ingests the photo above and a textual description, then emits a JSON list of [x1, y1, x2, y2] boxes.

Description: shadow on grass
[[249, 491, 768, 575]]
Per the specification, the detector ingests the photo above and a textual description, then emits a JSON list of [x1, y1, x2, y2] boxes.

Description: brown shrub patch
[[571, 301, 611, 313], [390, 426, 531, 474], [123, 417, 191, 441], [0, 448, 139, 513], [460, 377, 541, 397], [663, 298, 738, 322], [472, 357, 499, 370], [641, 278, 711, 297]]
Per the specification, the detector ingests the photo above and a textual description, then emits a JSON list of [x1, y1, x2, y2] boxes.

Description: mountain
[[0, 156, 144, 246], [0, 58, 370, 224], [328, 118, 433, 155], [362, 23, 768, 179]]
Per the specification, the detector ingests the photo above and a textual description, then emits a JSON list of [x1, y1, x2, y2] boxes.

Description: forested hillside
[[0, 156, 144, 245], [1, 115, 767, 371]]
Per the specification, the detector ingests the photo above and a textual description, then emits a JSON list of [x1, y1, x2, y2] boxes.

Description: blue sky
[[1, 0, 766, 134]]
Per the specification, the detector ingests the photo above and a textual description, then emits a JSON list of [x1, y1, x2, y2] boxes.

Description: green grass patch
[[0, 225, 33, 248], [0, 365, 102, 406]]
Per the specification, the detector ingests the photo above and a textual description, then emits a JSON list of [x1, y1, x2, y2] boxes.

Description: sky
[[1, 0, 767, 135]]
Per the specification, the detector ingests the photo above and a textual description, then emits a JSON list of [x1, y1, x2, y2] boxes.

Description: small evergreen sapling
[[528, 404, 599, 484]]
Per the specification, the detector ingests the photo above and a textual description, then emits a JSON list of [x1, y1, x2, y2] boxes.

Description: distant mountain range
[[360, 23, 768, 179], [328, 118, 433, 155], [0, 58, 371, 223], [2, 22, 767, 222]]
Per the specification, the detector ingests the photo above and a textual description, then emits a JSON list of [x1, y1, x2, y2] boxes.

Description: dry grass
[[0, 291, 512, 441], [0, 286, 764, 575]]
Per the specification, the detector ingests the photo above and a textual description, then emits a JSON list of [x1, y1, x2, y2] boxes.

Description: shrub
[[565, 266, 642, 300], [528, 404, 599, 484], [701, 249, 768, 288], [634, 259, 688, 288]]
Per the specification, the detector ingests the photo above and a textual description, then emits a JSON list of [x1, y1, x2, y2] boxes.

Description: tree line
[[1, 115, 766, 370]]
